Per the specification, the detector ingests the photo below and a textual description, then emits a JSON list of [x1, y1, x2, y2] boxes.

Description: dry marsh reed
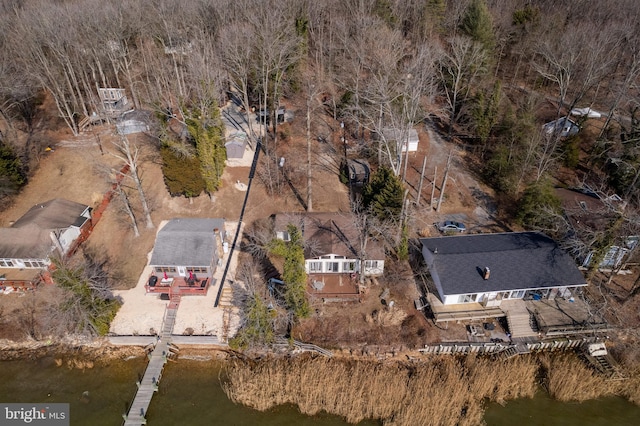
[[222, 354, 538, 425], [541, 353, 619, 402]]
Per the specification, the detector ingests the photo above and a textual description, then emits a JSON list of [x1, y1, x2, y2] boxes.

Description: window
[[511, 290, 525, 299], [309, 261, 322, 272], [321, 255, 332, 259], [155, 267, 176, 273], [0, 259, 14, 267], [276, 231, 290, 241], [343, 261, 356, 272], [365, 260, 379, 269], [334, 255, 345, 259], [457, 294, 477, 303], [327, 262, 339, 272], [186, 267, 207, 274]]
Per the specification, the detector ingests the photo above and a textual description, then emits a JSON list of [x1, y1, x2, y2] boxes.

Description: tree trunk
[[117, 184, 140, 237]]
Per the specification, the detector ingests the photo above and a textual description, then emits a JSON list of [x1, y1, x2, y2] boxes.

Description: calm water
[[1, 357, 639, 425]]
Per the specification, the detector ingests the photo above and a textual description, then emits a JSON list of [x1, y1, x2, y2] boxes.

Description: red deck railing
[[145, 276, 210, 297]]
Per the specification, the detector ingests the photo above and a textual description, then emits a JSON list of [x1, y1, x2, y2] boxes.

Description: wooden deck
[[426, 293, 505, 322], [145, 276, 211, 297], [526, 297, 610, 335], [307, 273, 362, 301]]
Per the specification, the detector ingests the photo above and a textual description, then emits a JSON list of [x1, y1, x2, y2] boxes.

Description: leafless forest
[[0, 0, 638, 200], [1, 0, 640, 331]]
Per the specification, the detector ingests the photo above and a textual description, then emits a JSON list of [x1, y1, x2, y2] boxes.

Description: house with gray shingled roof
[[420, 232, 587, 306], [0, 198, 92, 269], [149, 218, 224, 281], [0, 198, 92, 290]]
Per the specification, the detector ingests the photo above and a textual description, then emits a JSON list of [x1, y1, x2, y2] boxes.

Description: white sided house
[[274, 212, 385, 278], [0, 198, 92, 269], [149, 218, 225, 280], [420, 232, 587, 307]]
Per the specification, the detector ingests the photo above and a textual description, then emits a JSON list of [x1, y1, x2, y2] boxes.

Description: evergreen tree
[[362, 167, 404, 222], [0, 142, 26, 196], [472, 80, 502, 146], [460, 0, 495, 53], [229, 294, 276, 349], [516, 180, 562, 230], [160, 145, 206, 198], [269, 224, 310, 320], [186, 106, 227, 194]]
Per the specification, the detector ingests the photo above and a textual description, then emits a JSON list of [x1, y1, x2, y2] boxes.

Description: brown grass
[[541, 353, 618, 402], [540, 352, 640, 406], [221, 354, 538, 425]]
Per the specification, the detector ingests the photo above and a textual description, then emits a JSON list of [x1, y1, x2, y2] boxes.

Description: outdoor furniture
[[148, 275, 158, 287]]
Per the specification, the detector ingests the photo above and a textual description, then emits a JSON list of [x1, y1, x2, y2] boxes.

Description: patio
[[145, 275, 211, 297]]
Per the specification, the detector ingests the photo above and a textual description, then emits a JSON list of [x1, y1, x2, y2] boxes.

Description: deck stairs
[[498, 343, 531, 360], [501, 299, 538, 338]]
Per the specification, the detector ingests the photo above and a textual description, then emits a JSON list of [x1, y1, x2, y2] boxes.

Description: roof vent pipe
[[483, 267, 491, 280]]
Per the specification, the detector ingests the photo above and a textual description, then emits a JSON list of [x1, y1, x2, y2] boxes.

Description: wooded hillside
[[0, 0, 639, 228]]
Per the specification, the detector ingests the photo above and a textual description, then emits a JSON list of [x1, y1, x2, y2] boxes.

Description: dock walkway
[[123, 305, 178, 426]]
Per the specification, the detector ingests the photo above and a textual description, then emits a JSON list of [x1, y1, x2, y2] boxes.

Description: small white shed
[[382, 128, 419, 152]]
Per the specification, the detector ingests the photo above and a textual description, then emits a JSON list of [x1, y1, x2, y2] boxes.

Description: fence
[[418, 338, 598, 356]]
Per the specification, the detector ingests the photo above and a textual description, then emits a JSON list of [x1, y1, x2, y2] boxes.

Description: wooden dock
[[122, 305, 178, 426]]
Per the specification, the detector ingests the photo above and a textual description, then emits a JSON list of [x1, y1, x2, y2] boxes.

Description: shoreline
[[2, 336, 640, 425]]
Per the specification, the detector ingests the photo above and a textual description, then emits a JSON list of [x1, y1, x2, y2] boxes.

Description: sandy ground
[[109, 220, 243, 339]]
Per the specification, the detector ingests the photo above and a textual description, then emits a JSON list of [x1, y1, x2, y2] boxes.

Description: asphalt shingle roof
[[150, 218, 224, 267], [274, 212, 385, 260], [12, 198, 89, 229], [0, 198, 90, 259], [420, 232, 586, 296]]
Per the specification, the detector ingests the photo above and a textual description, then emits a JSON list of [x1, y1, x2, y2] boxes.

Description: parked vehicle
[[436, 220, 466, 233]]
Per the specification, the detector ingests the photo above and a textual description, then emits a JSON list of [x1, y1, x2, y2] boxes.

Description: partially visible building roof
[[116, 110, 152, 135], [555, 188, 622, 233], [0, 225, 54, 259], [543, 117, 580, 138], [420, 232, 586, 296], [150, 218, 224, 267], [381, 128, 419, 143], [12, 198, 90, 230], [274, 212, 385, 260]]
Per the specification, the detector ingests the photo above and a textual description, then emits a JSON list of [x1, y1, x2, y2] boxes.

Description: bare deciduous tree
[[439, 36, 487, 139], [111, 135, 154, 229]]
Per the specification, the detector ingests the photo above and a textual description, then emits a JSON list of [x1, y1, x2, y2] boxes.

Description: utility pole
[[430, 166, 437, 210], [307, 84, 314, 212], [341, 121, 346, 162], [436, 150, 453, 212], [416, 156, 428, 206]]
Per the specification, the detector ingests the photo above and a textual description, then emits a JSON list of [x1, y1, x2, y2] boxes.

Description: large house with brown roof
[[0, 198, 92, 289], [274, 212, 385, 300]]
